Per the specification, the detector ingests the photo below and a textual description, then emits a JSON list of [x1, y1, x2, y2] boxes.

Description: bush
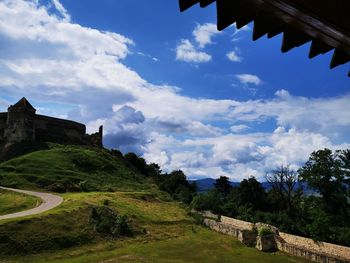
[[47, 182, 66, 193], [90, 206, 132, 237], [258, 227, 274, 237]]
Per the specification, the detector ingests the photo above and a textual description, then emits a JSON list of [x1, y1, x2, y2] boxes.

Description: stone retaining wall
[[278, 232, 350, 262], [199, 212, 350, 263], [220, 216, 254, 230], [276, 237, 349, 263], [203, 219, 257, 246]]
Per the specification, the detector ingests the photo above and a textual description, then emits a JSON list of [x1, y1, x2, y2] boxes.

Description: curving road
[[0, 186, 63, 220]]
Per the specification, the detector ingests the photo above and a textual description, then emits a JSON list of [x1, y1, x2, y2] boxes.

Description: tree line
[[191, 148, 350, 246]]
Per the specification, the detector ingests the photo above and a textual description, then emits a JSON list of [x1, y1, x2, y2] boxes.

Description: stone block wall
[[278, 232, 350, 261], [276, 238, 349, 263], [200, 212, 350, 263], [203, 218, 257, 246], [220, 216, 254, 230]]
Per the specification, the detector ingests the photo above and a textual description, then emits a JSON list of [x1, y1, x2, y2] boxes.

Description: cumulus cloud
[[235, 74, 262, 86], [0, 0, 349, 181], [51, 0, 70, 21], [228, 89, 350, 141], [193, 23, 222, 48], [230, 124, 249, 133], [226, 47, 242, 62], [175, 39, 212, 63], [143, 127, 349, 181]]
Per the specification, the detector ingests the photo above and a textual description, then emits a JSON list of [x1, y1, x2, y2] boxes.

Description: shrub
[[90, 206, 132, 237], [258, 227, 274, 237]]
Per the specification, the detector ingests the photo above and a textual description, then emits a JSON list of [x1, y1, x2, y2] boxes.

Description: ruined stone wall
[[278, 232, 350, 260], [276, 238, 349, 263], [220, 216, 254, 230], [203, 218, 257, 246], [199, 212, 350, 263]]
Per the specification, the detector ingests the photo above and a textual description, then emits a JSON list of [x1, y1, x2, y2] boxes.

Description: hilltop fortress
[[0, 98, 103, 147]]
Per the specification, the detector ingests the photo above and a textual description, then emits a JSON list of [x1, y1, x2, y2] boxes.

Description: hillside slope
[[0, 145, 155, 192], [0, 191, 310, 263]]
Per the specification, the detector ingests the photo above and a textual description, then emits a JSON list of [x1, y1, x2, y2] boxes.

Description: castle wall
[[1, 98, 103, 147], [0, 113, 7, 139], [35, 115, 86, 144]]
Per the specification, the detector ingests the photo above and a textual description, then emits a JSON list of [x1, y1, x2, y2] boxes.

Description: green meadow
[[0, 145, 311, 263]]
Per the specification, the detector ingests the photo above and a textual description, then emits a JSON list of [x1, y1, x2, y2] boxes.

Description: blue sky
[[0, 0, 349, 180]]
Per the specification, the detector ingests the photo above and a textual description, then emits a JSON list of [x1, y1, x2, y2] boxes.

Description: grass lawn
[[0, 189, 41, 216], [16, 228, 312, 263], [0, 191, 311, 263]]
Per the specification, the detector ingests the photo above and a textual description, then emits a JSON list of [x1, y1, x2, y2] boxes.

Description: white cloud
[[235, 74, 262, 86], [143, 127, 349, 181], [227, 90, 350, 141], [230, 124, 249, 133], [192, 23, 222, 48], [0, 0, 349, 181], [175, 39, 211, 63], [226, 47, 242, 62], [51, 0, 70, 21]]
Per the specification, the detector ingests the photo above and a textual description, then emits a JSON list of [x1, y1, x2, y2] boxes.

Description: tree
[[265, 165, 300, 212], [299, 149, 349, 215], [238, 176, 266, 211], [160, 170, 196, 203], [214, 176, 232, 196]]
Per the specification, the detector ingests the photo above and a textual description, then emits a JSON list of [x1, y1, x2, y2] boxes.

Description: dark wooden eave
[[179, 0, 350, 77]]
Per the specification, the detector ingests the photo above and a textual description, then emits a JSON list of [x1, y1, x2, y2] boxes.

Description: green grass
[[6, 228, 312, 263], [0, 189, 41, 216], [0, 191, 311, 263], [0, 145, 311, 262], [0, 145, 155, 192]]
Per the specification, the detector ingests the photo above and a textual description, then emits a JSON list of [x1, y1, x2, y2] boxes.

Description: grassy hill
[[0, 144, 311, 263], [0, 144, 155, 192], [0, 191, 310, 263]]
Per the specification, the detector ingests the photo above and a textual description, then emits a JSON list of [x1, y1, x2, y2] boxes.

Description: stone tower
[[3, 97, 36, 142]]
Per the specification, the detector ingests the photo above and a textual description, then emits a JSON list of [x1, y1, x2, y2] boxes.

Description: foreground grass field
[[0, 191, 310, 263], [0, 189, 41, 216]]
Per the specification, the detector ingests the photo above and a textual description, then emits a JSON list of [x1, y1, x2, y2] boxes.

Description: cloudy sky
[[0, 0, 349, 180]]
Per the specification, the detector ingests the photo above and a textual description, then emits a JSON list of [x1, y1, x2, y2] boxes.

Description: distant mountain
[[189, 178, 311, 193], [189, 178, 239, 192]]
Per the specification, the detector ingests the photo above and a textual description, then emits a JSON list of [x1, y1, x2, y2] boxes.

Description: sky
[[0, 0, 349, 181]]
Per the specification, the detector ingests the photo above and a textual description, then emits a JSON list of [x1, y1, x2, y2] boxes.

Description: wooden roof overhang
[[179, 0, 350, 76]]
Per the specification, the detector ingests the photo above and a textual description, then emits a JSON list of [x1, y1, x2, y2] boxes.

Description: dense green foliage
[[90, 205, 132, 237], [191, 149, 350, 246], [123, 153, 197, 204]]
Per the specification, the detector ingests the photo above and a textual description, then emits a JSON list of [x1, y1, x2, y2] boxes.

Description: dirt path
[[0, 186, 63, 220]]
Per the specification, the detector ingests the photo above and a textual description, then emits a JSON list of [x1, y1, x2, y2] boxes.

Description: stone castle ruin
[[0, 98, 103, 147]]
